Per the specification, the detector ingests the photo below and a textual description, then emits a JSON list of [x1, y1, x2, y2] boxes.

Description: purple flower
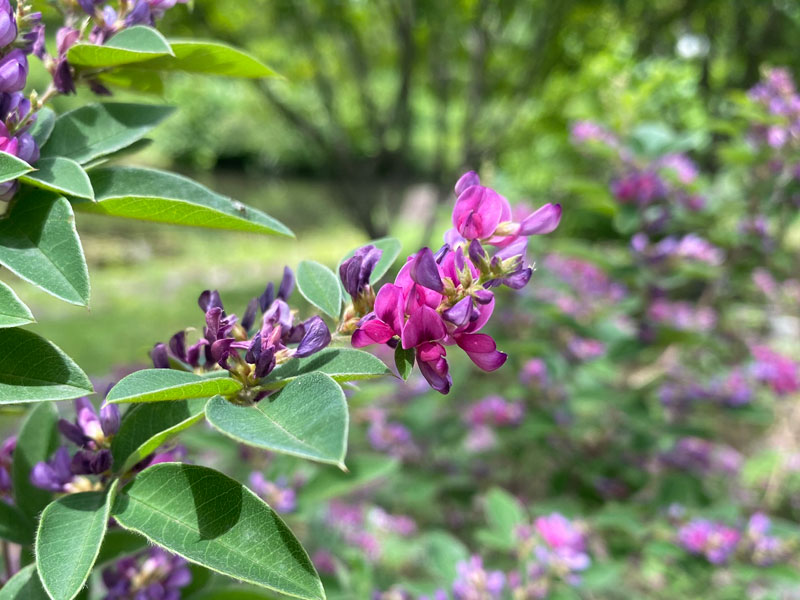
[[751, 345, 799, 396], [77, 0, 103, 16], [452, 555, 505, 600], [249, 472, 296, 513], [0, 0, 16, 48], [520, 359, 548, 387], [366, 413, 416, 458], [30, 447, 75, 492], [678, 519, 740, 564], [340, 244, 383, 301], [102, 548, 192, 600], [465, 396, 524, 427], [58, 397, 119, 449], [611, 170, 666, 205], [0, 49, 27, 92]]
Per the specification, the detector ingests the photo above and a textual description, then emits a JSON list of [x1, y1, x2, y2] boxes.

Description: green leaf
[[0, 564, 48, 600], [77, 167, 293, 237], [483, 487, 527, 549], [421, 531, 469, 582], [13, 403, 61, 520], [0, 191, 90, 305], [40, 103, 174, 165], [135, 40, 278, 78], [0, 151, 33, 183], [189, 587, 283, 600], [297, 260, 341, 319], [260, 348, 389, 390], [36, 489, 113, 600], [0, 279, 34, 328], [94, 529, 147, 566], [339, 237, 402, 286], [0, 328, 93, 405], [20, 157, 94, 200], [111, 397, 207, 473], [206, 372, 348, 468], [394, 345, 415, 381], [97, 67, 165, 95], [299, 454, 398, 507], [111, 463, 324, 600], [29, 107, 55, 147], [106, 369, 242, 404], [67, 26, 173, 68], [0, 498, 34, 545]]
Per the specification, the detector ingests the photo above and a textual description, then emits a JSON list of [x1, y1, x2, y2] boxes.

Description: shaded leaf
[[36, 489, 113, 600], [67, 26, 173, 68], [0, 328, 93, 405], [111, 397, 207, 472], [40, 103, 174, 165], [206, 372, 348, 468], [260, 347, 389, 390], [0, 498, 34, 545], [0, 564, 48, 600], [0, 191, 89, 305], [111, 463, 324, 600], [0, 279, 34, 328], [77, 167, 293, 237], [94, 529, 147, 566], [13, 403, 61, 520], [97, 67, 164, 94], [394, 345, 415, 381], [0, 151, 32, 183], [106, 369, 241, 404], [29, 107, 55, 147], [136, 40, 278, 78], [297, 260, 341, 319], [20, 157, 94, 200]]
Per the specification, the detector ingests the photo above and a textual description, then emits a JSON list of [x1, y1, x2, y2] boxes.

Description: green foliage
[[394, 346, 415, 381], [0, 329, 92, 404], [111, 463, 325, 600], [20, 157, 94, 200], [260, 347, 390, 389], [205, 372, 349, 468], [0, 280, 34, 328], [136, 40, 278, 77], [296, 260, 341, 319], [13, 403, 60, 520], [0, 564, 48, 600], [106, 369, 241, 404], [67, 26, 174, 68], [0, 151, 33, 183], [36, 489, 113, 600], [0, 499, 34, 545]]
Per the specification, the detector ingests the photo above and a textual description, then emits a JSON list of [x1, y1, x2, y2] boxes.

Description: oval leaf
[[36, 490, 112, 600], [136, 40, 278, 78], [0, 191, 90, 306], [20, 157, 94, 200], [0, 280, 34, 328], [13, 403, 61, 520], [0, 564, 48, 600], [206, 372, 348, 468], [29, 107, 55, 147], [106, 369, 242, 404], [67, 26, 173, 68], [111, 463, 324, 600], [0, 498, 34, 545], [111, 397, 207, 473], [260, 347, 389, 390], [77, 167, 293, 237], [0, 328, 93, 405], [394, 345, 415, 381], [297, 260, 341, 319], [40, 103, 175, 165], [0, 150, 32, 183]]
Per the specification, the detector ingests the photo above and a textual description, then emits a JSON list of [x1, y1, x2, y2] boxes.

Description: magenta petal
[[409, 247, 444, 293], [455, 333, 508, 371], [453, 186, 505, 239], [417, 353, 452, 394], [454, 171, 480, 196], [520, 203, 562, 235], [494, 236, 529, 260], [443, 297, 473, 328], [352, 319, 396, 347], [401, 305, 447, 349], [374, 284, 405, 334]]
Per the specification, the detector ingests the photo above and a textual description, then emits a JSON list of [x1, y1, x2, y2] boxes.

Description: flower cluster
[[677, 519, 741, 564], [248, 471, 297, 513], [102, 547, 191, 600], [450, 555, 505, 600], [347, 172, 561, 393], [748, 67, 800, 152], [323, 501, 417, 563], [631, 233, 724, 266], [647, 298, 717, 332], [31, 398, 119, 493], [661, 437, 743, 476], [741, 513, 795, 567], [0, 0, 43, 209], [658, 368, 754, 415], [750, 345, 799, 396], [364, 408, 418, 459], [152, 268, 331, 404]]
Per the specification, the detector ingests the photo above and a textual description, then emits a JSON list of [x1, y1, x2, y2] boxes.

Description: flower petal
[[401, 305, 447, 349], [409, 247, 444, 293], [519, 203, 562, 235], [455, 333, 508, 371]]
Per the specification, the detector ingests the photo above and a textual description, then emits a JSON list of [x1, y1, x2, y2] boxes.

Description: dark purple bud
[[410, 247, 444, 293], [90, 449, 112, 474], [186, 340, 205, 367], [151, 343, 169, 368], [503, 267, 533, 290], [24, 24, 46, 59], [277, 266, 294, 300], [442, 297, 473, 328], [52, 58, 75, 94], [198, 289, 223, 313], [58, 419, 89, 446], [100, 403, 120, 437], [77, 0, 102, 15], [88, 79, 112, 96], [473, 289, 494, 304], [468, 239, 487, 265], [245, 333, 261, 364], [72, 449, 112, 475], [169, 331, 187, 362], [341, 245, 383, 299], [294, 316, 331, 357], [254, 346, 276, 378], [258, 282, 275, 312], [340, 254, 363, 299], [241, 298, 258, 332], [0, 92, 31, 128], [124, 0, 153, 27], [0, 49, 27, 93], [433, 244, 450, 263]]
